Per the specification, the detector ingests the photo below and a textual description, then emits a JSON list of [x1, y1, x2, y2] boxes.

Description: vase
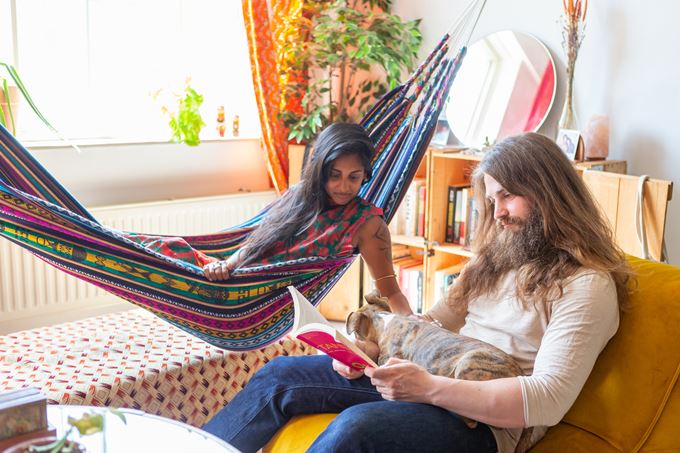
[[559, 56, 578, 130]]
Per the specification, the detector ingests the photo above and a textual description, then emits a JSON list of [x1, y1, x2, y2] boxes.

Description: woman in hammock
[[203, 122, 413, 315]]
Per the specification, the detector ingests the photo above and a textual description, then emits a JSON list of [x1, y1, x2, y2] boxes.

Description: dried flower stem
[[559, 0, 588, 129]]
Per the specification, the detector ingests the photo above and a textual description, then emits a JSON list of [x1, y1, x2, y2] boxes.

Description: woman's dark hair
[[237, 123, 375, 266]]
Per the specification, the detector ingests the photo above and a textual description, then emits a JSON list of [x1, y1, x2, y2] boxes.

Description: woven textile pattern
[[0, 309, 313, 427]]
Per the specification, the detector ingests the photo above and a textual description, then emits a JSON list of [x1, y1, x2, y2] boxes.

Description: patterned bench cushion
[[0, 308, 312, 427]]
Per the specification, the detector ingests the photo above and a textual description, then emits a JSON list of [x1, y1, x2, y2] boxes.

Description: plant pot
[[0, 85, 21, 134], [288, 143, 309, 185], [3, 435, 87, 453]]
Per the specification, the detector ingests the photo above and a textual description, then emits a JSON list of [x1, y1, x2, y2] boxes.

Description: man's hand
[[364, 358, 436, 403]]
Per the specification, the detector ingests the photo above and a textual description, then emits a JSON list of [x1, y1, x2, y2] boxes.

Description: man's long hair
[[448, 133, 632, 309], [237, 123, 375, 266]]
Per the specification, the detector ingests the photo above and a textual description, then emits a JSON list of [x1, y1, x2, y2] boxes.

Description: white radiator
[[0, 190, 276, 334]]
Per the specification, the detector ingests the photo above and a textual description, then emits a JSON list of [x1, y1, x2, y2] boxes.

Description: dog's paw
[[364, 289, 388, 305]]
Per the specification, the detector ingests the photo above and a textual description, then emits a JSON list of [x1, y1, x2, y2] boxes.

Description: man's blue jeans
[[202, 355, 497, 453]]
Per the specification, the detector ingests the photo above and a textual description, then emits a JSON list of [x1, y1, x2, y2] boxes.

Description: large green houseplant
[[282, 0, 422, 143]]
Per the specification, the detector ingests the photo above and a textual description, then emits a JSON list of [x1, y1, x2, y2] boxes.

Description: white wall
[[28, 138, 271, 207], [394, 0, 679, 265]]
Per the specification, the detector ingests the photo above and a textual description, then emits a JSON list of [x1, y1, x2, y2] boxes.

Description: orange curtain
[[242, 0, 304, 194]]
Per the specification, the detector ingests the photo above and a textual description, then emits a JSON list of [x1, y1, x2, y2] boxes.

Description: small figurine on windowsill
[[232, 115, 240, 137], [216, 106, 226, 138]]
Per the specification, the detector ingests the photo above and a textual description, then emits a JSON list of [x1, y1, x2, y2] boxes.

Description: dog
[[346, 290, 532, 453]]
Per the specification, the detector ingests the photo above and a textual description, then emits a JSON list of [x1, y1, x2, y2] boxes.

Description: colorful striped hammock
[[0, 3, 484, 350]]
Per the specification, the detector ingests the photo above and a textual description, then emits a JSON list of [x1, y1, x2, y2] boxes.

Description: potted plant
[[5, 409, 126, 453], [153, 77, 206, 147], [281, 0, 422, 144]]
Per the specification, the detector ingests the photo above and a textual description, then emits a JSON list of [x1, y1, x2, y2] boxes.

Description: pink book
[[288, 286, 377, 371]]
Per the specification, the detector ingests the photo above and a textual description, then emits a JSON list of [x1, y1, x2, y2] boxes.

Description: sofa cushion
[[533, 256, 680, 451], [640, 374, 680, 451], [0, 308, 313, 427], [263, 413, 337, 453], [532, 424, 619, 452]]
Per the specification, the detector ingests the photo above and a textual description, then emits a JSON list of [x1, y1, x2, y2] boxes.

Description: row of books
[[390, 246, 468, 311], [445, 185, 478, 246], [392, 244, 423, 314], [389, 178, 427, 237]]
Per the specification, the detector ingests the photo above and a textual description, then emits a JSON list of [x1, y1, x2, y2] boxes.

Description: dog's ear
[[363, 289, 391, 312], [346, 311, 372, 340]]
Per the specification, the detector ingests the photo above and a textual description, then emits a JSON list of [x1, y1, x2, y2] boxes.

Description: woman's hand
[[331, 339, 380, 380], [203, 260, 234, 281], [364, 358, 436, 403], [332, 359, 365, 380]]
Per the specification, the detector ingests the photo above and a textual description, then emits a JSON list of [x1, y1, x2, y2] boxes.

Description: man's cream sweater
[[427, 270, 619, 452]]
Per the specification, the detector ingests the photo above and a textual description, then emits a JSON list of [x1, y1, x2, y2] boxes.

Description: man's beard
[[483, 208, 549, 272]]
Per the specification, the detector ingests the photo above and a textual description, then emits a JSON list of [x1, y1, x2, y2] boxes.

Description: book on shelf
[[445, 185, 456, 243], [391, 244, 412, 260], [434, 261, 468, 303], [288, 286, 377, 371], [445, 184, 471, 243], [392, 257, 423, 314], [417, 183, 427, 236], [464, 188, 478, 248], [389, 199, 406, 235], [390, 178, 426, 237], [454, 188, 466, 244]]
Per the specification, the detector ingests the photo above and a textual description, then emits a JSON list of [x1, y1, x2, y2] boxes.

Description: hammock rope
[[0, 0, 486, 350]]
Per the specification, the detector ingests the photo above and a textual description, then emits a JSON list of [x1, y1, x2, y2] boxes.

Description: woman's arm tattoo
[[373, 222, 392, 260]]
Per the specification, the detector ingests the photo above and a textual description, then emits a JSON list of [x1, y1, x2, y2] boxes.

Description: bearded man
[[203, 132, 632, 453]]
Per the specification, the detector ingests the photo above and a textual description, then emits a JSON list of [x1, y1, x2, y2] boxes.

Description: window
[[2, 0, 260, 142]]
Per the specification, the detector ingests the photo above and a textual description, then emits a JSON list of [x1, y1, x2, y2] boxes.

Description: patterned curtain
[[242, 0, 305, 194]]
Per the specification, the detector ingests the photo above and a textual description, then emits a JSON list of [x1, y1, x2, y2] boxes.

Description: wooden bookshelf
[[392, 234, 426, 248], [385, 149, 629, 313]]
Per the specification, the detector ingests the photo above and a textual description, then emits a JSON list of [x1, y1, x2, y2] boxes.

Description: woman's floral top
[[258, 196, 383, 265], [126, 197, 383, 269]]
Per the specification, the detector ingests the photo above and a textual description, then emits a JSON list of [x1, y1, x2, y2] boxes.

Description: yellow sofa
[[265, 256, 680, 452]]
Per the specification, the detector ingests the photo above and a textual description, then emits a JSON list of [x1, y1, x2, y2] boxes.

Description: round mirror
[[444, 30, 556, 149]]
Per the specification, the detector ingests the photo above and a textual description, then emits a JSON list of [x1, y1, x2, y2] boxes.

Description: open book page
[[288, 286, 378, 370]]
